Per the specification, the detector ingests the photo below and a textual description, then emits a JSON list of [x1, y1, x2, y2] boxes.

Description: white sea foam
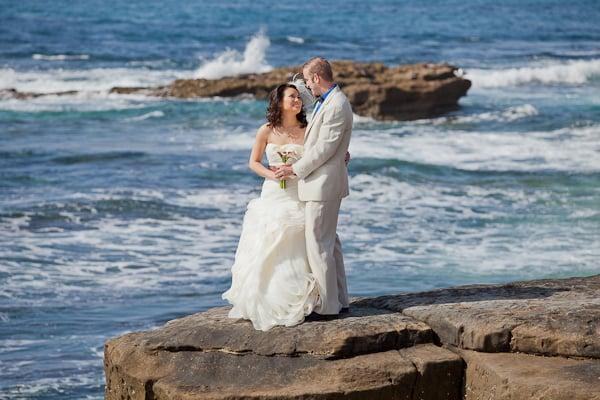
[[0, 187, 251, 300], [0, 92, 159, 112], [352, 113, 377, 124], [417, 104, 539, 125], [466, 58, 600, 88], [204, 131, 255, 151], [32, 53, 90, 61], [0, 67, 188, 94], [340, 172, 600, 282], [2, 374, 100, 397], [350, 123, 600, 173], [287, 36, 304, 44], [0, 66, 191, 112], [126, 110, 165, 121], [194, 30, 273, 79]]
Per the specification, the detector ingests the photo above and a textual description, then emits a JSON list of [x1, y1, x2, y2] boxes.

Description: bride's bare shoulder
[[256, 123, 273, 140]]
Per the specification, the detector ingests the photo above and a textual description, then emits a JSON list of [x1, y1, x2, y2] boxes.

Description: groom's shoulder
[[334, 88, 353, 114], [331, 87, 350, 107]]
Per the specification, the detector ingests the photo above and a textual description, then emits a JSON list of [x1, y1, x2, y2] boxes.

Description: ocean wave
[[341, 172, 600, 280], [194, 30, 273, 79], [0, 66, 189, 94], [350, 123, 600, 173], [0, 188, 248, 300], [417, 104, 539, 125], [32, 53, 90, 61], [466, 59, 600, 88], [287, 36, 305, 44], [51, 151, 147, 165], [0, 92, 160, 112], [126, 110, 165, 121]]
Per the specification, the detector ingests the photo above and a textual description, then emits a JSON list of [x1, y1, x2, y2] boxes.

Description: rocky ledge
[[104, 274, 600, 400], [1, 61, 471, 121]]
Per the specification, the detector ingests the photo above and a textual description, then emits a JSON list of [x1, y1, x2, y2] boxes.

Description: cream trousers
[[304, 199, 349, 314]]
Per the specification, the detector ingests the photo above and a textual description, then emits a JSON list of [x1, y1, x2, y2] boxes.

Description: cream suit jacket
[[292, 86, 353, 201]]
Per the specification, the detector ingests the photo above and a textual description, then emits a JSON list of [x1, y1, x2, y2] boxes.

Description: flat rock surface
[[140, 304, 434, 359], [356, 274, 600, 358], [456, 347, 600, 400], [105, 274, 600, 399], [105, 312, 460, 400]]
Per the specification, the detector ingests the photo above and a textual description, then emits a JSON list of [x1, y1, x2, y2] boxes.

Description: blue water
[[1, 0, 600, 398]]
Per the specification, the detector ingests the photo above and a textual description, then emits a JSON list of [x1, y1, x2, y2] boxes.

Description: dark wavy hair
[[266, 83, 307, 128]]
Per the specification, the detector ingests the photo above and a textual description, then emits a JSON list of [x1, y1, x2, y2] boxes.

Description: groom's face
[[302, 68, 321, 97]]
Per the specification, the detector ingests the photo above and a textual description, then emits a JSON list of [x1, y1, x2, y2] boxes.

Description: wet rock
[[0, 88, 78, 99]]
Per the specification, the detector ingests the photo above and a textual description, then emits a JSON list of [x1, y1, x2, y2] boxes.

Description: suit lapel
[[304, 86, 340, 144]]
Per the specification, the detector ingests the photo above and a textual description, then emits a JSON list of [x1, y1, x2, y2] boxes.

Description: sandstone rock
[[105, 274, 600, 399], [400, 344, 464, 400], [356, 275, 600, 358], [3, 61, 470, 121], [454, 347, 600, 400], [139, 305, 434, 359], [104, 306, 461, 400], [143, 61, 471, 121]]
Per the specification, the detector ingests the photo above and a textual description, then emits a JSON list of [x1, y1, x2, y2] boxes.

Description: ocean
[[1, 0, 599, 398]]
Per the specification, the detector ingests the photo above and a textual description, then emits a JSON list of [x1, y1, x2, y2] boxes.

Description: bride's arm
[[248, 124, 277, 181]]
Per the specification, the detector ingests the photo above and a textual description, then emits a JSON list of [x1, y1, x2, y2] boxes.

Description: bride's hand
[[268, 166, 280, 181]]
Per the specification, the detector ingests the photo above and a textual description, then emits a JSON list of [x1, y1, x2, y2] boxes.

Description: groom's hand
[[274, 165, 296, 179]]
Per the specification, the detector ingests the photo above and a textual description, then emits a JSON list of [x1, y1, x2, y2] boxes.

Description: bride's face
[[281, 87, 303, 114]]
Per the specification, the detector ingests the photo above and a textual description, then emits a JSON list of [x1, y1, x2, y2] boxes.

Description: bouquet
[[277, 150, 298, 189]]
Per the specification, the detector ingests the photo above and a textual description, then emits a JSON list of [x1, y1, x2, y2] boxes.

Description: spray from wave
[[467, 59, 600, 88], [194, 30, 273, 79]]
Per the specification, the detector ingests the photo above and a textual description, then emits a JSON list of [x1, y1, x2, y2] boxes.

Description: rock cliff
[[104, 274, 600, 399]]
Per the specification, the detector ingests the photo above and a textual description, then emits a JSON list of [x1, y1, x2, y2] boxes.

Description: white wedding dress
[[222, 143, 320, 331]]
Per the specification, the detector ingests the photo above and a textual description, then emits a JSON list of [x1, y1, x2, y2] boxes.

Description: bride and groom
[[221, 57, 353, 331]]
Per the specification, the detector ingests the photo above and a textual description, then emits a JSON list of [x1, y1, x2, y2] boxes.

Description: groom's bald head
[[302, 57, 334, 97], [302, 57, 334, 82]]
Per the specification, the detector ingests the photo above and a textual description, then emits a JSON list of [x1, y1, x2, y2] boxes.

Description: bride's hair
[[266, 83, 307, 128]]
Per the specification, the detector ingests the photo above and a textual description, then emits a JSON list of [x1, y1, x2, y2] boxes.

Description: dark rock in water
[[104, 274, 600, 399], [2, 61, 470, 121], [0, 88, 78, 99], [111, 61, 471, 121]]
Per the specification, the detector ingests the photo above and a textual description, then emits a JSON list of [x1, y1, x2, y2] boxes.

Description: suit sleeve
[[292, 105, 346, 179]]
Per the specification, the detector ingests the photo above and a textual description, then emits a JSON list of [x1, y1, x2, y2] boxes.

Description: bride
[[221, 83, 320, 331]]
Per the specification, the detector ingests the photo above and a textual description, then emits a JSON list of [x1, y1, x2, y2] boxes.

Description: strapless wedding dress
[[222, 143, 320, 331]]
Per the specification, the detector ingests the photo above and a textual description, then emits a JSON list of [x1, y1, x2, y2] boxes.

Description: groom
[[275, 57, 352, 315]]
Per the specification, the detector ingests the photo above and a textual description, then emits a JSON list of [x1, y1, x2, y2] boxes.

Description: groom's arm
[[292, 105, 346, 179]]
